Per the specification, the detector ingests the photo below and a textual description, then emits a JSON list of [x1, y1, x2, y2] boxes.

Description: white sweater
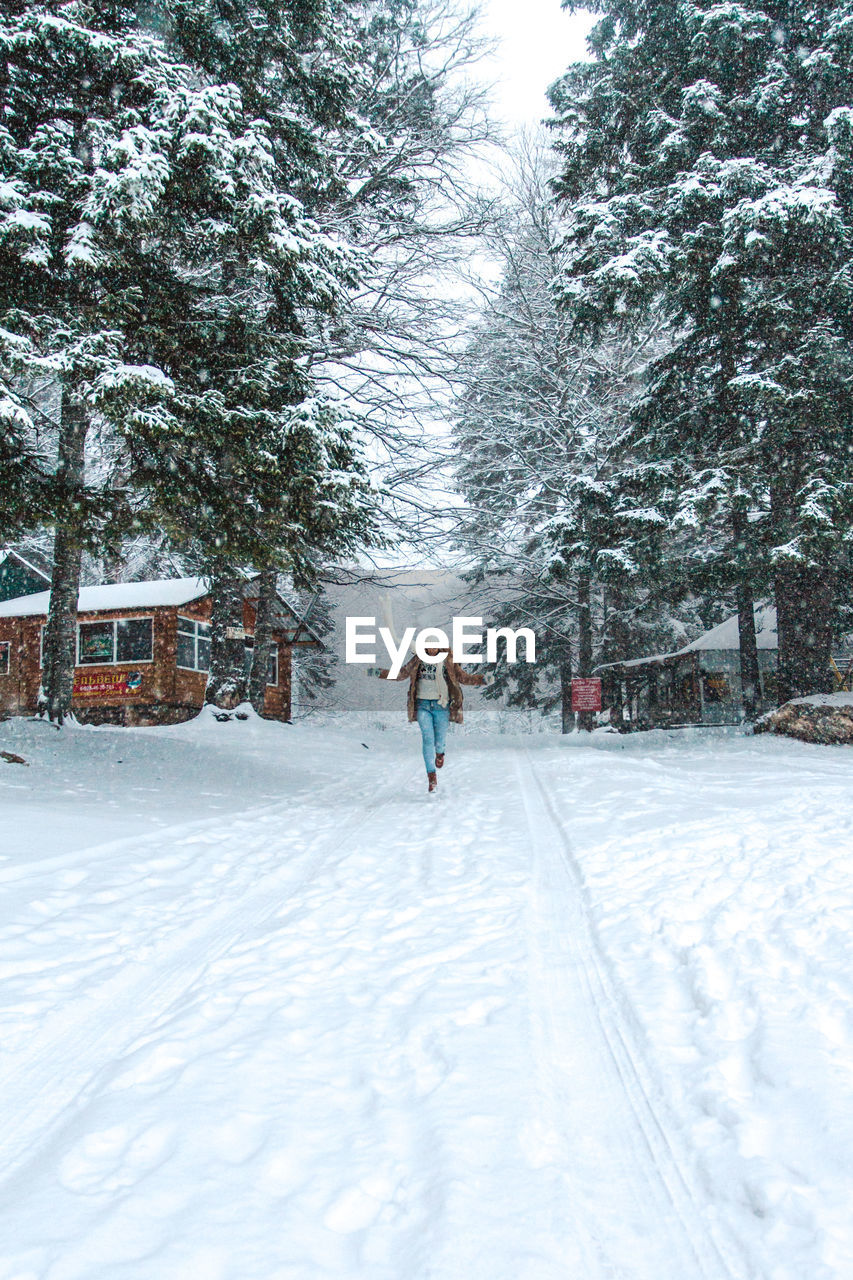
[[415, 655, 448, 706]]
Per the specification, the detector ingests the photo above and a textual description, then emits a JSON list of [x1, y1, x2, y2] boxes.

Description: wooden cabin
[[0, 576, 320, 726], [597, 604, 780, 729]]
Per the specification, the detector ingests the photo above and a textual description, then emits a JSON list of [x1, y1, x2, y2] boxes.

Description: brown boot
[[427, 771, 438, 793], [435, 752, 445, 769]]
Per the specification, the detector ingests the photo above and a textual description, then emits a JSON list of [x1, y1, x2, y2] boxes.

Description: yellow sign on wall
[[73, 671, 144, 699]]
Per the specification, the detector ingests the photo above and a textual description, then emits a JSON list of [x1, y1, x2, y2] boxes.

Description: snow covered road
[[1, 715, 851, 1278]]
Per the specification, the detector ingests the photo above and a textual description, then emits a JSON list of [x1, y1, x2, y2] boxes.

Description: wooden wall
[[0, 599, 295, 724]]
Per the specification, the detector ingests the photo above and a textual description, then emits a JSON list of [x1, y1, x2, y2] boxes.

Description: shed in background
[[597, 604, 780, 728]]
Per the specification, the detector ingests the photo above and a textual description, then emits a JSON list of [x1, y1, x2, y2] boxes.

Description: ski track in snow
[[3, 718, 849, 1278], [531, 737, 853, 1280], [516, 751, 743, 1280]]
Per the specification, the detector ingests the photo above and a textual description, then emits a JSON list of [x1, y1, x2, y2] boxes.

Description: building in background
[[597, 605, 780, 729], [296, 567, 501, 722], [0, 577, 320, 725]]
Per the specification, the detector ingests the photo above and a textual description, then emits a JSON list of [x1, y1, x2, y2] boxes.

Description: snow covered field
[[1, 713, 851, 1279]]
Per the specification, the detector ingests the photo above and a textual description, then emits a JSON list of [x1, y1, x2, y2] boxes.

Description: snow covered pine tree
[[453, 143, 690, 729], [1, 2, 377, 717], [549, 0, 853, 702], [0, 4, 194, 720]]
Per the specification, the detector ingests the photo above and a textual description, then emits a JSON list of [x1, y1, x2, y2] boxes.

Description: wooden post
[[248, 567, 277, 715], [559, 653, 574, 734], [693, 655, 704, 722], [40, 387, 87, 723], [281, 644, 293, 722], [577, 567, 594, 732]]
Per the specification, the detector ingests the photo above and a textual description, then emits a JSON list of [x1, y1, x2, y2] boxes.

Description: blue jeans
[[416, 698, 449, 774]]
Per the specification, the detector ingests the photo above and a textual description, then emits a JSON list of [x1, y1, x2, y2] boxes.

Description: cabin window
[[702, 672, 729, 704], [0, 642, 9, 675], [117, 618, 153, 662], [77, 618, 153, 665], [78, 622, 114, 665], [177, 616, 211, 672]]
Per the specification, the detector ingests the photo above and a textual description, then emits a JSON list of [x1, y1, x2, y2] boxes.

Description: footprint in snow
[[323, 1174, 396, 1234], [111, 1040, 191, 1093], [209, 1111, 269, 1164], [58, 1120, 176, 1194]]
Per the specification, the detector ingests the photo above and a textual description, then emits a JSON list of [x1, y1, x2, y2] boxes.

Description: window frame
[[115, 616, 155, 665], [74, 616, 154, 667], [0, 641, 9, 676], [39, 618, 154, 668], [176, 615, 211, 673]]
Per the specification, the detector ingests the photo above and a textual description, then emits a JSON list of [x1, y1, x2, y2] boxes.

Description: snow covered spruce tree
[[549, 0, 853, 703], [116, 0, 385, 709], [0, 2, 195, 722], [152, 0, 492, 702], [453, 142, 689, 730], [0, 1, 379, 718]]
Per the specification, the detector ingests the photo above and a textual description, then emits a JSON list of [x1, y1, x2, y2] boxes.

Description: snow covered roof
[[597, 604, 778, 671], [681, 603, 777, 653], [0, 575, 323, 643], [0, 577, 209, 617]]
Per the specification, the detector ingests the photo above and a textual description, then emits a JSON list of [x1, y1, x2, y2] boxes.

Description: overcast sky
[[477, 0, 594, 126], [361, 3, 596, 571]]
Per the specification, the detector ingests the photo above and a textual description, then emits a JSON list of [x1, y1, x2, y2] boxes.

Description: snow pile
[[756, 691, 853, 744]]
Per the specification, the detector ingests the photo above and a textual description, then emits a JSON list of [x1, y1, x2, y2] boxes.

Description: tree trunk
[[774, 563, 836, 703], [770, 482, 836, 703], [248, 567, 277, 715], [281, 643, 293, 722], [40, 387, 87, 725], [577, 567, 594, 731], [205, 566, 249, 709], [559, 650, 574, 734], [101, 543, 125, 584], [600, 583, 631, 665], [731, 507, 760, 721]]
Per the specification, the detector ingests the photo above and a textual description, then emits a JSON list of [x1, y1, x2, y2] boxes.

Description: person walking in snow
[[378, 645, 487, 793]]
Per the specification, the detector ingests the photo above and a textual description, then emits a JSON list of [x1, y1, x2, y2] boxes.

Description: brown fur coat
[[383, 653, 485, 724]]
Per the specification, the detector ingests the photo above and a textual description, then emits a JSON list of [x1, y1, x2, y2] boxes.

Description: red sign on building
[[73, 671, 144, 699], [571, 677, 602, 713]]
